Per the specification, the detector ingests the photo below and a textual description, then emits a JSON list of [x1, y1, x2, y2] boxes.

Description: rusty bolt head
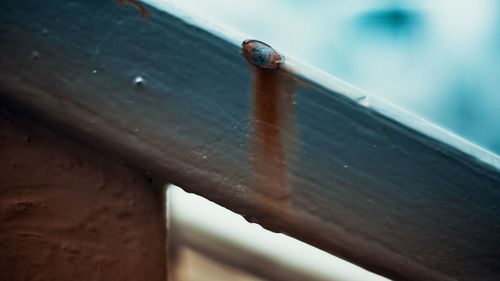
[[241, 39, 284, 70]]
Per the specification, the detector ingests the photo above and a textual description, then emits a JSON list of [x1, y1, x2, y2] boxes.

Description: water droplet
[[133, 76, 144, 86], [343, 164, 349, 169]]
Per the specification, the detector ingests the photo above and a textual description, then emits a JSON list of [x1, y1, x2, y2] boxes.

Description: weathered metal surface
[[1, 1, 499, 280]]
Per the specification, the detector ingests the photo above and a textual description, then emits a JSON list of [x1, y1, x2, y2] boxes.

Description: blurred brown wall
[[0, 106, 166, 281]]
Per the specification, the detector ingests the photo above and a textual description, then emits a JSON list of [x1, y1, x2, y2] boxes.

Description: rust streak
[[243, 40, 297, 222], [252, 70, 287, 203]]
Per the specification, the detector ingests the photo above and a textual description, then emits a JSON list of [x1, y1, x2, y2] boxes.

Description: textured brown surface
[[0, 106, 166, 281]]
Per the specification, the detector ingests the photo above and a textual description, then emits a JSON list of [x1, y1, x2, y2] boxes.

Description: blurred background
[[168, 0, 500, 155]]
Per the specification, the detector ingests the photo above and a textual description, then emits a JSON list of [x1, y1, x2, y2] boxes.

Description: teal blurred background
[[176, 0, 500, 155]]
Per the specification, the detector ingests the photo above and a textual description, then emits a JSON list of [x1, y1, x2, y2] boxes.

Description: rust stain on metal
[[115, 0, 150, 20], [243, 40, 296, 223]]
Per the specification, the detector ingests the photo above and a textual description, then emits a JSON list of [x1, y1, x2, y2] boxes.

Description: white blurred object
[[166, 184, 390, 281]]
